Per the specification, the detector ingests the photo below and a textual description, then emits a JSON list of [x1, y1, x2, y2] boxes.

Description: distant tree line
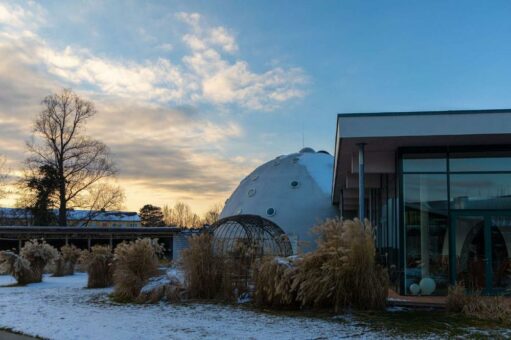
[[139, 202, 222, 228]]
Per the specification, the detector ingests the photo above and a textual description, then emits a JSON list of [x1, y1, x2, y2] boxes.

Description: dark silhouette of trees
[[26, 89, 117, 226], [25, 165, 59, 226], [139, 204, 165, 227]]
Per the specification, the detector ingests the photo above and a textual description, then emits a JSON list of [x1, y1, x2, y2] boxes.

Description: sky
[[1, 0, 511, 214]]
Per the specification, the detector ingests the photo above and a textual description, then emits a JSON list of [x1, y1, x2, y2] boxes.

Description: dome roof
[[220, 148, 339, 253]]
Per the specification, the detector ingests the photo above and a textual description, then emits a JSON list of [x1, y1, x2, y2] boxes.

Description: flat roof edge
[[337, 108, 511, 118]]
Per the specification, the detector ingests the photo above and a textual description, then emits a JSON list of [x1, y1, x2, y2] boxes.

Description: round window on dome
[[290, 180, 300, 189], [248, 188, 256, 197], [266, 208, 276, 216]]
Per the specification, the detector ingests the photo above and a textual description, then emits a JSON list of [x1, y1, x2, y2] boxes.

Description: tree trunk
[[58, 162, 67, 226]]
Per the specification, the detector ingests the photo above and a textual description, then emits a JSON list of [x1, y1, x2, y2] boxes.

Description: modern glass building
[[332, 109, 511, 296]]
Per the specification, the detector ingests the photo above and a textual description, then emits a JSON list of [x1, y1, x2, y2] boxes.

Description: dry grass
[[112, 238, 163, 302], [447, 283, 511, 322], [53, 244, 81, 277], [19, 239, 59, 283], [220, 239, 262, 301], [0, 251, 35, 285], [293, 218, 388, 311], [253, 218, 388, 311], [253, 256, 300, 308], [79, 245, 114, 288], [181, 233, 224, 299], [135, 274, 185, 304], [446, 283, 468, 313]]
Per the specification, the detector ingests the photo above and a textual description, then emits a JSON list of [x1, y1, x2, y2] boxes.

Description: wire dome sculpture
[[209, 214, 293, 258]]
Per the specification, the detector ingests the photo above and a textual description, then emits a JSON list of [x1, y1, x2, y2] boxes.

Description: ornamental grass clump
[[181, 233, 224, 299], [293, 218, 388, 311], [112, 238, 163, 302], [136, 269, 185, 304], [79, 245, 114, 288], [447, 283, 511, 322], [253, 218, 388, 311], [253, 256, 300, 308], [53, 244, 81, 277], [19, 239, 59, 283], [446, 283, 469, 313], [0, 251, 34, 285]]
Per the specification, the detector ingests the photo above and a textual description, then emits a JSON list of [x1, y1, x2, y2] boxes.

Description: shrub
[[181, 233, 224, 299], [136, 270, 185, 304], [112, 238, 163, 302], [446, 283, 468, 313], [447, 283, 511, 322], [19, 239, 58, 283], [79, 245, 114, 288], [0, 251, 35, 285], [253, 219, 388, 311], [253, 256, 300, 308], [292, 218, 388, 311], [53, 244, 81, 277]]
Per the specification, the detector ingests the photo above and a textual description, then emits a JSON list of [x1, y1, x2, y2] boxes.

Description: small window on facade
[[248, 188, 256, 197], [266, 208, 276, 216]]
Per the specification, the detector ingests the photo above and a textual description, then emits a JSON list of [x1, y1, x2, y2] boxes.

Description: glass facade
[[400, 148, 511, 295]]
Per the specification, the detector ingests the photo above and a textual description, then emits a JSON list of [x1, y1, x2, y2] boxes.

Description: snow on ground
[[0, 273, 378, 340]]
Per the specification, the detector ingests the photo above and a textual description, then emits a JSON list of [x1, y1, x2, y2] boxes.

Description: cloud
[[157, 43, 173, 52], [0, 3, 306, 212], [209, 27, 238, 53], [0, 4, 307, 111]]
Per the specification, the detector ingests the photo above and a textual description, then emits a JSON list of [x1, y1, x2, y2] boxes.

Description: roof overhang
[[332, 109, 511, 205]]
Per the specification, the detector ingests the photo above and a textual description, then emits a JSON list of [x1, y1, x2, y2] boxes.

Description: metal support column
[[358, 143, 366, 221]]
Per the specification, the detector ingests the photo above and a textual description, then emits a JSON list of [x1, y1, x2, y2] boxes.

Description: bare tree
[[26, 89, 117, 226], [162, 204, 173, 226], [203, 203, 223, 225], [73, 183, 125, 227], [0, 157, 8, 200]]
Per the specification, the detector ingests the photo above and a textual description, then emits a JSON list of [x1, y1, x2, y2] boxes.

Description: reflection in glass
[[455, 216, 485, 290], [403, 154, 446, 173], [404, 174, 449, 295], [450, 154, 511, 172], [491, 216, 511, 291], [450, 174, 511, 210]]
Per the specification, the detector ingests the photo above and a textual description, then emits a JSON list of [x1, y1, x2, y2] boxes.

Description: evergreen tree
[[139, 204, 165, 227], [26, 165, 59, 226]]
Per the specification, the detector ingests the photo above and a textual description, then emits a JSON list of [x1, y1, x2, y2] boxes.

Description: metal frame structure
[[209, 214, 293, 258]]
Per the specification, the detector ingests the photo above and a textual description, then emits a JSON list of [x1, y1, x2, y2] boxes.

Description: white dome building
[[220, 148, 339, 253]]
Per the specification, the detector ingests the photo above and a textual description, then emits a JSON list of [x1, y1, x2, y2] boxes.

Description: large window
[[401, 149, 511, 295], [403, 172, 449, 296]]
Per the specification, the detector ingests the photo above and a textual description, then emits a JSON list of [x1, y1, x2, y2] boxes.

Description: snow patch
[[0, 273, 376, 339]]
